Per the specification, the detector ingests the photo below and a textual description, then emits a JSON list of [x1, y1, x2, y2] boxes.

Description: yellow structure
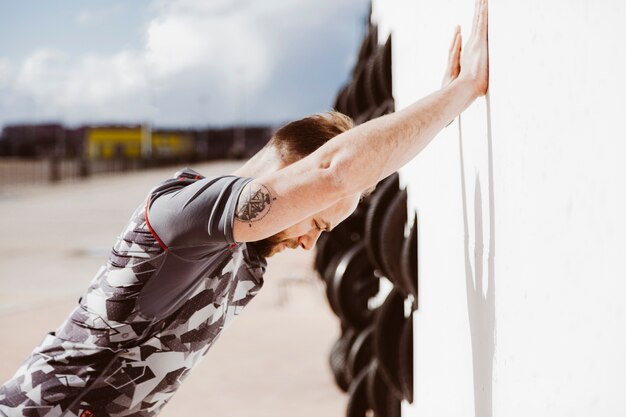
[[86, 126, 194, 160], [152, 131, 194, 159], [86, 126, 143, 159]]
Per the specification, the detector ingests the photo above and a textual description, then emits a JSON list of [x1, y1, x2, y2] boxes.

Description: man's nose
[[298, 229, 322, 250]]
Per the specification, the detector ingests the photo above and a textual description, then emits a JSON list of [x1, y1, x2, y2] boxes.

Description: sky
[[0, 0, 370, 129]]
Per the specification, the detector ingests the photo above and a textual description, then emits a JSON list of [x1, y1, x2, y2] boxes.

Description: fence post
[[49, 155, 61, 182], [79, 156, 90, 178]]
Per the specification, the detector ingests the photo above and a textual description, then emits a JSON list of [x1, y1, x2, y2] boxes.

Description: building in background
[[0, 122, 274, 185]]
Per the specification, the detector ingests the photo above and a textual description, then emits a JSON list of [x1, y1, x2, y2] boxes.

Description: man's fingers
[[450, 32, 462, 65], [472, 0, 488, 36], [448, 26, 462, 69], [449, 25, 461, 53], [448, 31, 461, 80], [472, 0, 481, 34], [477, 0, 488, 36], [443, 26, 462, 87]]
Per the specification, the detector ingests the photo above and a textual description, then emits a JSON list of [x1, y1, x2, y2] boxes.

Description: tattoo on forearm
[[235, 183, 276, 226]]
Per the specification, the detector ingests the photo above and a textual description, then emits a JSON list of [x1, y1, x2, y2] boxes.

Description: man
[[0, 0, 488, 415]]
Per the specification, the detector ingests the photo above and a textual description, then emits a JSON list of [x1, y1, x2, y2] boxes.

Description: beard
[[249, 231, 299, 258]]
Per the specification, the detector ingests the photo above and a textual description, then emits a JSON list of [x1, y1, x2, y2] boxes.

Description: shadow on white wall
[[459, 95, 496, 417]]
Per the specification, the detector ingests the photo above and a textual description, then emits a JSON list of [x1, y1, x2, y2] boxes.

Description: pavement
[[0, 160, 346, 417]]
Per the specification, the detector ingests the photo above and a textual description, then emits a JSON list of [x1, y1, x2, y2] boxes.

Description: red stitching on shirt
[[145, 195, 169, 253]]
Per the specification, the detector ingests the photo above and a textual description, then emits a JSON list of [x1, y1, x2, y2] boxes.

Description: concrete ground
[[0, 161, 346, 417]]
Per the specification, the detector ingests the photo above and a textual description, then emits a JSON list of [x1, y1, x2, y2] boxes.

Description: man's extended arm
[[320, 78, 480, 196], [233, 0, 488, 243]]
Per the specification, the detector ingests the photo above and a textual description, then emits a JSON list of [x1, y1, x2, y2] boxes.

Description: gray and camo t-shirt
[[0, 168, 266, 417]]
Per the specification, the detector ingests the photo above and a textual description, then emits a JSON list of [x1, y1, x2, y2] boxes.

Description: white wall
[[371, 1, 626, 416]]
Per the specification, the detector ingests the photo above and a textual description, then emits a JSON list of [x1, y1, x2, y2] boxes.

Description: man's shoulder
[[150, 167, 205, 194], [150, 168, 247, 196], [146, 169, 253, 250]]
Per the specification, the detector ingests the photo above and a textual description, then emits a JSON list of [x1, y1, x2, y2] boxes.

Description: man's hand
[[458, 0, 489, 96], [442, 25, 462, 89]]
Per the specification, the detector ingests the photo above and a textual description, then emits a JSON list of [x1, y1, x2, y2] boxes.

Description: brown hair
[[268, 111, 353, 163]]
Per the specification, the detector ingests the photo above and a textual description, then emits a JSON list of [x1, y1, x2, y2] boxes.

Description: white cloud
[[146, 12, 270, 84], [144, 1, 272, 100], [9, 48, 153, 122]]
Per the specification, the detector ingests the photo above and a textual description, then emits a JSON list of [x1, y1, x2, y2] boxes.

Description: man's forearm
[[324, 77, 479, 195]]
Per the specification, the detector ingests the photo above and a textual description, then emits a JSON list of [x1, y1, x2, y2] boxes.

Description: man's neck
[[232, 146, 286, 179]]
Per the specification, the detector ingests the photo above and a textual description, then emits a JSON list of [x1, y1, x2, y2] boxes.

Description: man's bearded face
[[250, 230, 300, 258]]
